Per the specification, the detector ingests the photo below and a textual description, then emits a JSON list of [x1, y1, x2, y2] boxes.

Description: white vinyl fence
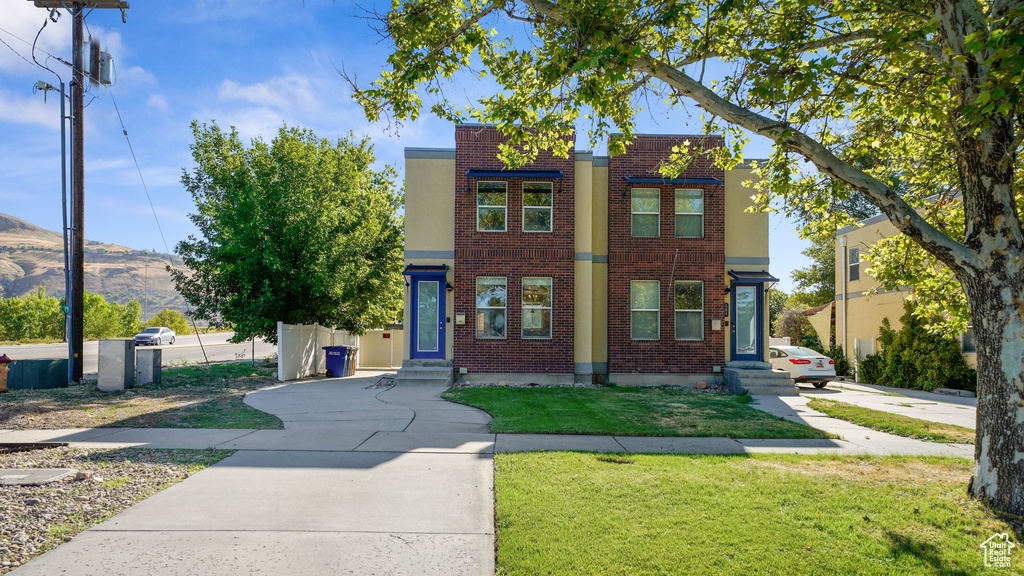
[[276, 322, 357, 382]]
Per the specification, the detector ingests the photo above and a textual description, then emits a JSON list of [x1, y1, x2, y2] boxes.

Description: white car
[[134, 326, 176, 346], [769, 345, 835, 388]]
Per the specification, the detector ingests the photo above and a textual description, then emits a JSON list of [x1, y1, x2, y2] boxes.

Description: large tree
[[172, 123, 404, 342], [352, 1, 1024, 511]]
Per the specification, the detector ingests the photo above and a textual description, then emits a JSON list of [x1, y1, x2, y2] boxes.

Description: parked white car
[[134, 326, 176, 346], [769, 346, 835, 388]]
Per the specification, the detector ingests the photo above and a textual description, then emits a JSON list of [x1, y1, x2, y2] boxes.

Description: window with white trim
[[631, 188, 660, 237], [631, 280, 660, 340], [522, 277, 552, 338], [675, 281, 704, 340], [522, 182, 553, 232], [849, 247, 860, 282], [675, 189, 704, 238], [477, 182, 507, 231], [476, 277, 507, 338]]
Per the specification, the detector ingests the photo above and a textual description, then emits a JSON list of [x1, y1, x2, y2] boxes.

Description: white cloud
[[146, 93, 170, 112], [0, 88, 60, 129]]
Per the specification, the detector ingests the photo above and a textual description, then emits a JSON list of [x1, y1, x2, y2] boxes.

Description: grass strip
[[807, 398, 974, 444], [444, 386, 832, 439], [494, 452, 1012, 575]]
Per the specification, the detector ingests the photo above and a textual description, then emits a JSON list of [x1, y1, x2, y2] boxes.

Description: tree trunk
[[963, 261, 1024, 514]]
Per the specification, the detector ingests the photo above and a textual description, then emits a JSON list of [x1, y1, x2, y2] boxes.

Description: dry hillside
[[0, 213, 187, 316]]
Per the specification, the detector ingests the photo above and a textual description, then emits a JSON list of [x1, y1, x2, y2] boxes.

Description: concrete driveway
[[10, 373, 496, 576], [798, 380, 976, 429]]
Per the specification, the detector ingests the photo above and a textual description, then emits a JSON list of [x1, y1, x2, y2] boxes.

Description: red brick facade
[[453, 126, 575, 374], [607, 135, 727, 374]]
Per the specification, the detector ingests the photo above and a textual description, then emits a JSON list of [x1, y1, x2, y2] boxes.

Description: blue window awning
[[625, 177, 723, 184], [402, 265, 449, 277], [729, 270, 779, 284], [466, 169, 564, 179]]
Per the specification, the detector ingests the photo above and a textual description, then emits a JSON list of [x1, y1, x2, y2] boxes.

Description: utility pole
[[31, 0, 128, 382]]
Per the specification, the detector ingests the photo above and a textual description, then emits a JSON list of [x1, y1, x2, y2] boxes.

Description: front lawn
[[443, 386, 831, 439], [807, 398, 975, 444], [0, 363, 282, 430], [495, 452, 1017, 575]]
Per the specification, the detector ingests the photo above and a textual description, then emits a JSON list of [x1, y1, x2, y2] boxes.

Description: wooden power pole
[[31, 1, 128, 382]]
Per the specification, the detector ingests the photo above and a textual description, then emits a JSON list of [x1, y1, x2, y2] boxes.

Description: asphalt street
[[0, 332, 277, 376]]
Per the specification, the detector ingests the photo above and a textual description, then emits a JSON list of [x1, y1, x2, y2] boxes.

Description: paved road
[[0, 332, 277, 375]]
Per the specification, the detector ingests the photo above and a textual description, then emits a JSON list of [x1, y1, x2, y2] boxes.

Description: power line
[[106, 86, 176, 266], [0, 29, 45, 71]]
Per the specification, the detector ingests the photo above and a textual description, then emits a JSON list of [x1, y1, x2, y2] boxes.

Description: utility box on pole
[[136, 348, 161, 385], [98, 339, 135, 391]]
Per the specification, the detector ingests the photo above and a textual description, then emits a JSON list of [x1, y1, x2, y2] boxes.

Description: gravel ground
[[0, 446, 229, 573]]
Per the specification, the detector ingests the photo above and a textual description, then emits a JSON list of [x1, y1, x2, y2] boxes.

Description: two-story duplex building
[[399, 125, 792, 392]]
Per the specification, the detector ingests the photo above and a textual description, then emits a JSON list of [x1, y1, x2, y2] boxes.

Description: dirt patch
[[745, 457, 971, 484]]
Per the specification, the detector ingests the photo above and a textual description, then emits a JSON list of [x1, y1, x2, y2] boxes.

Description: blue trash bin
[[323, 346, 348, 378]]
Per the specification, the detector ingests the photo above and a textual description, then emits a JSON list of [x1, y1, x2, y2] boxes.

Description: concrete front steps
[[396, 360, 454, 387], [724, 361, 798, 396]]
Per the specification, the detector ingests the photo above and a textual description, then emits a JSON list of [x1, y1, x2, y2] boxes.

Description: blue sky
[[0, 0, 810, 291]]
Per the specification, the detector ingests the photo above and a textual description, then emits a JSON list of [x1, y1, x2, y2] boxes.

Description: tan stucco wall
[[574, 160, 594, 370], [835, 217, 899, 296], [403, 155, 456, 361], [405, 158, 455, 253], [724, 167, 769, 260], [358, 329, 404, 368], [591, 165, 609, 369]]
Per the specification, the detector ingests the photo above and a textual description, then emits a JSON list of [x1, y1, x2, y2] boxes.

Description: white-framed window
[[675, 189, 704, 238], [849, 247, 860, 282], [631, 188, 660, 237], [631, 280, 660, 340], [522, 277, 552, 338], [476, 277, 507, 338], [477, 182, 507, 231], [522, 182, 553, 232], [675, 280, 704, 340]]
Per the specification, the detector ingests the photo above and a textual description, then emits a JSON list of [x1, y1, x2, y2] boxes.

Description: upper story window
[[522, 277, 553, 338], [631, 280, 660, 340], [523, 182, 553, 232], [476, 277, 507, 338], [631, 188, 660, 237], [675, 189, 704, 238], [848, 247, 860, 282], [477, 182, 507, 231], [675, 280, 704, 340]]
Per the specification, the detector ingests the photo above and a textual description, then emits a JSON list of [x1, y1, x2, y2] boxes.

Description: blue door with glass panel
[[410, 275, 446, 360], [731, 283, 763, 362]]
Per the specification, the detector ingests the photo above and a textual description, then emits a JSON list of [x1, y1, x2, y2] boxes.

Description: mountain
[[0, 213, 187, 317]]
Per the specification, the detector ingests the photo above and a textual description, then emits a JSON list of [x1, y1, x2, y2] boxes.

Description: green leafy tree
[[172, 122, 404, 343], [0, 287, 64, 341], [767, 289, 788, 336], [352, 0, 1024, 511], [147, 309, 190, 335], [83, 292, 143, 340]]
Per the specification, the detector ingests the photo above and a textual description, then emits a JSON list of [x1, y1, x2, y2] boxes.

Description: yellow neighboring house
[[821, 212, 977, 370]]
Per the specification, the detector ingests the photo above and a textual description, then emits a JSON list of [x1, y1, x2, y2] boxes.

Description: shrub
[[857, 353, 886, 384], [148, 309, 190, 335], [824, 345, 850, 377], [875, 301, 976, 392]]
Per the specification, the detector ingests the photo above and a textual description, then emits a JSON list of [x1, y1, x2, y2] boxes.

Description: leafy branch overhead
[[350, 0, 1024, 513], [171, 123, 404, 343]]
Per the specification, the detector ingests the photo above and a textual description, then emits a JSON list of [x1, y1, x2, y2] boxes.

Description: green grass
[[443, 386, 832, 439], [495, 452, 1017, 575], [0, 362, 282, 430], [807, 398, 975, 444]]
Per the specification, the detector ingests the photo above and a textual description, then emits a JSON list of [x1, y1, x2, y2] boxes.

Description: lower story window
[[522, 277, 552, 338], [476, 277, 507, 338], [675, 280, 704, 340], [631, 280, 660, 340]]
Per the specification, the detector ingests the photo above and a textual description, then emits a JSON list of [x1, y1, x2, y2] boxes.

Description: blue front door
[[411, 275, 445, 360], [731, 283, 763, 362]]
